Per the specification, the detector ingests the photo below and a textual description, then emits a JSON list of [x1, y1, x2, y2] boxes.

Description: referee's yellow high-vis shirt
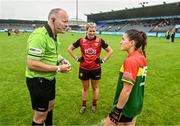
[[26, 24, 60, 80]]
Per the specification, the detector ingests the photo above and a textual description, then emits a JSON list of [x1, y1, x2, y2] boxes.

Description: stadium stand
[[0, 2, 180, 36], [68, 18, 86, 31], [0, 19, 45, 32], [96, 18, 179, 33], [86, 2, 180, 36], [0, 19, 86, 32]]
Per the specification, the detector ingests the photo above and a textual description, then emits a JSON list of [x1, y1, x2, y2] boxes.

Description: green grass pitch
[[0, 32, 180, 125]]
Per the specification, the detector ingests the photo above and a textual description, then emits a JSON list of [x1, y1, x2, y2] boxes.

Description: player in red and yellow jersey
[[104, 29, 147, 126], [68, 22, 113, 114]]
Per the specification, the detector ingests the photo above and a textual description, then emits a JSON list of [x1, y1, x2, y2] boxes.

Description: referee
[[26, 8, 71, 126]]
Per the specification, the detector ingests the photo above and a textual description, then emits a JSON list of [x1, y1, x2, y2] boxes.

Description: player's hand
[[109, 106, 122, 124], [77, 57, 84, 63], [95, 58, 104, 64]]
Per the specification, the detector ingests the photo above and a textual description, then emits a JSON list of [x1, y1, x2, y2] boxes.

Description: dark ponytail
[[125, 29, 147, 57]]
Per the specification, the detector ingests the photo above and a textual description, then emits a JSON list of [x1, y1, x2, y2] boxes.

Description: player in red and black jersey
[[68, 22, 113, 114]]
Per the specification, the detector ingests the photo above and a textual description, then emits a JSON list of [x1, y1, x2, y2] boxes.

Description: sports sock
[[45, 110, 53, 126], [92, 99, 97, 106], [82, 100, 86, 107]]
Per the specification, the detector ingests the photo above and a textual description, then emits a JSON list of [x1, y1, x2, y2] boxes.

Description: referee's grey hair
[[48, 8, 63, 20]]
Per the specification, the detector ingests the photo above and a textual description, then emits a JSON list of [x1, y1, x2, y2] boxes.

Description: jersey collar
[[128, 50, 142, 57], [85, 36, 96, 41], [45, 24, 57, 41]]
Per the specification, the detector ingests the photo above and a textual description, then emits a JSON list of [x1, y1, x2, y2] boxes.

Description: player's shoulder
[[125, 52, 147, 66], [125, 55, 136, 63], [95, 36, 103, 42]]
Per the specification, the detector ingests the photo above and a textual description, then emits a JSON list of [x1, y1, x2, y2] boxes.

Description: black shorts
[[26, 77, 56, 112], [119, 115, 133, 122], [79, 68, 101, 80]]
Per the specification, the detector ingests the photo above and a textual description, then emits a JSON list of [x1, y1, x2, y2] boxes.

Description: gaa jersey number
[[140, 66, 147, 86]]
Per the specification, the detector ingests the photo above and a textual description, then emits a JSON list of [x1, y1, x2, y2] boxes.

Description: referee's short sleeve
[[101, 39, 109, 49], [72, 38, 81, 48], [27, 34, 46, 60]]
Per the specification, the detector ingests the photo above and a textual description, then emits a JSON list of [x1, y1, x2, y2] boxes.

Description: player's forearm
[[103, 47, 113, 61], [116, 83, 133, 108], [71, 53, 78, 61], [117, 90, 130, 108], [67, 45, 78, 60], [68, 51, 78, 61]]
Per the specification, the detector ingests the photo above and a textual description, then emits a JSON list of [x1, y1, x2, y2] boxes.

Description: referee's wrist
[[56, 66, 61, 72], [76, 57, 79, 61]]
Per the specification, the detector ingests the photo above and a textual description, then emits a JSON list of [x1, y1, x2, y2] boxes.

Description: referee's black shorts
[[26, 77, 55, 112], [79, 68, 101, 80]]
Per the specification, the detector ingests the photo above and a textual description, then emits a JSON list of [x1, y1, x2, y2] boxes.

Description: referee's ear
[[51, 18, 55, 22]]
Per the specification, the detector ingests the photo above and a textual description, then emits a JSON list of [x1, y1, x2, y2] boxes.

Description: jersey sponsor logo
[[85, 48, 96, 55], [29, 48, 42, 54]]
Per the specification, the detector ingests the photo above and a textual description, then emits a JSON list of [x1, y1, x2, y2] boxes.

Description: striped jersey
[[73, 36, 108, 70], [112, 50, 147, 118]]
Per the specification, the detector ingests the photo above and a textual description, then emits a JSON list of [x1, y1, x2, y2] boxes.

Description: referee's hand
[[62, 59, 71, 66], [59, 64, 71, 73]]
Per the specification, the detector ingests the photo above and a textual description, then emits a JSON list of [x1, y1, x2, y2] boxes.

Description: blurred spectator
[[165, 30, 170, 41], [171, 29, 176, 43], [7, 29, 11, 36]]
